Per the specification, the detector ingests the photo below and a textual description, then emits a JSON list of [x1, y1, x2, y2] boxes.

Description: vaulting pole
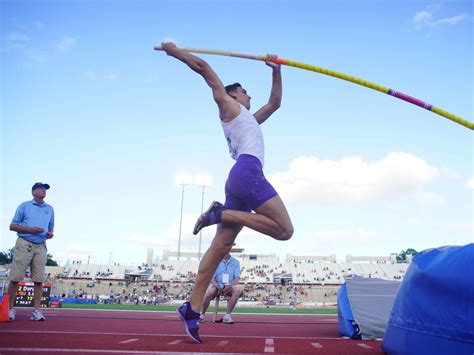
[[154, 46, 472, 130]]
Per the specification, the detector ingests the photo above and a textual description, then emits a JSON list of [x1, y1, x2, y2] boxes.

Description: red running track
[[0, 308, 385, 354]]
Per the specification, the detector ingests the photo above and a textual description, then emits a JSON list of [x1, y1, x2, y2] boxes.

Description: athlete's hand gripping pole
[[154, 45, 473, 130]]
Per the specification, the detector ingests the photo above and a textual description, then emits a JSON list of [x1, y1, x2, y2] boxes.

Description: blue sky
[[1, 0, 472, 266]]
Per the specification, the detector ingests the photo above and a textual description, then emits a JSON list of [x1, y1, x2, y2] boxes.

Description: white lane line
[[264, 338, 274, 352], [118, 339, 139, 344], [216, 341, 229, 346], [0, 349, 190, 354], [357, 343, 372, 349], [0, 329, 347, 340], [167, 340, 182, 345], [311, 342, 323, 348]]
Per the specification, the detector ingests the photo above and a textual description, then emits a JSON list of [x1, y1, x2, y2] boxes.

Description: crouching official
[[200, 252, 242, 324]]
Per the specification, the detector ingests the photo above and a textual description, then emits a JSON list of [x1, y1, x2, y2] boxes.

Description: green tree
[[0, 249, 14, 264], [46, 253, 59, 266], [396, 248, 418, 263]]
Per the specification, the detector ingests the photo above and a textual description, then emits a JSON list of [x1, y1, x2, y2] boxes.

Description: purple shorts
[[224, 154, 278, 212]]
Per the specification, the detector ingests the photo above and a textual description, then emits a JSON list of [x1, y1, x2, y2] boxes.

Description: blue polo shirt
[[11, 199, 55, 244], [213, 256, 241, 285]]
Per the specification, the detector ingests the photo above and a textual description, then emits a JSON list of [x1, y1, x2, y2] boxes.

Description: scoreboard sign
[[14, 281, 51, 308]]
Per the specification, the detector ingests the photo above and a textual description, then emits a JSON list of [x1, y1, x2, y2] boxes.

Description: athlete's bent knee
[[281, 227, 294, 241], [275, 225, 294, 241]]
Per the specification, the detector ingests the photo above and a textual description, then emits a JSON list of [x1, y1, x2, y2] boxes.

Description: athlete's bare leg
[[221, 195, 293, 241], [189, 223, 243, 312], [189, 195, 293, 311]]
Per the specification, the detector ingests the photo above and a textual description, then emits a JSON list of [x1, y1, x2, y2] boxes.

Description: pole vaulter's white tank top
[[221, 104, 265, 166]]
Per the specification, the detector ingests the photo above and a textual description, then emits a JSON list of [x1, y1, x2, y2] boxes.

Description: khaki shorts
[[208, 284, 242, 297], [8, 237, 47, 283]]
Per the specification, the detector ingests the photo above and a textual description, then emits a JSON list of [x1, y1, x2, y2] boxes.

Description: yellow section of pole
[[155, 46, 473, 130]]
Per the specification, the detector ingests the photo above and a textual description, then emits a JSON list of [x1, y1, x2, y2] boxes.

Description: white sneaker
[[222, 314, 235, 324], [30, 309, 45, 321], [199, 313, 206, 323], [9, 308, 16, 321]]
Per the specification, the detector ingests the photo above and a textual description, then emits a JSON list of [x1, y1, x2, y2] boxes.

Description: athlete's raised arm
[[253, 55, 282, 124], [161, 42, 240, 122]]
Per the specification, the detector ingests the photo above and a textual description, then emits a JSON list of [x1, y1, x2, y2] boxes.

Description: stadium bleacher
[[0, 250, 409, 306]]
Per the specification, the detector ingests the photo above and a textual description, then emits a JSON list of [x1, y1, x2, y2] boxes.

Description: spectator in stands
[[199, 252, 242, 324], [7, 182, 55, 321], [289, 291, 298, 310]]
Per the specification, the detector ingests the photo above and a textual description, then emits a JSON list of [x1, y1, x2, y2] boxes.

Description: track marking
[[47, 308, 338, 316], [0, 329, 347, 340], [0, 349, 248, 354], [216, 341, 228, 346], [0, 349, 166, 354], [167, 340, 182, 345], [357, 343, 373, 349], [311, 342, 323, 348], [118, 339, 139, 344], [264, 338, 274, 352]]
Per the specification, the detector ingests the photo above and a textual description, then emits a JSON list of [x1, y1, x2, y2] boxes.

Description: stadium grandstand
[[0, 249, 410, 308]]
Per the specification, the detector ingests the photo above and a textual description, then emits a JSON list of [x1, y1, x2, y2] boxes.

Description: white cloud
[[413, 4, 440, 28], [468, 178, 474, 190], [56, 36, 76, 52], [413, 191, 444, 205], [413, 10, 432, 26], [5, 30, 75, 67], [293, 228, 382, 256], [129, 213, 215, 252], [129, 234, 171, 247], [105, 73, 119, 81], [315, 228, 380, 245], [413, 5, 470, 29], [55, 247, 94, 262], [268, 152, 440, 206], [5, 32, 30, 49], [445, 221, 474, 233], [431, 13, 470, 27]]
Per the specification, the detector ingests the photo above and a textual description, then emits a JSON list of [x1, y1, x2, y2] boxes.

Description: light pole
[[196, 175, 212, 260], [176, 173, 193, 260]]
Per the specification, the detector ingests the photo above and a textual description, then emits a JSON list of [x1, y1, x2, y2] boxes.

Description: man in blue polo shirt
[[199, 252, 242, 324], [7, 182, 55, 322]]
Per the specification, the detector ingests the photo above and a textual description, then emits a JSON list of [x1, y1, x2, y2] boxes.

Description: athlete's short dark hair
[[225, 82, 242, 95]]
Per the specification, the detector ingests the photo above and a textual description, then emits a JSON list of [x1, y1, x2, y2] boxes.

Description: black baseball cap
[[32, 182, 50, 191]]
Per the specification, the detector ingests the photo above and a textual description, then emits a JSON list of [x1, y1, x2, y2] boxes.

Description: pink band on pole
[[388, 89, 432, 110]]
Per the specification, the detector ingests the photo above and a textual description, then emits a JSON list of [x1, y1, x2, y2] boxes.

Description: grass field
[[62, 303, 337, 315]]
